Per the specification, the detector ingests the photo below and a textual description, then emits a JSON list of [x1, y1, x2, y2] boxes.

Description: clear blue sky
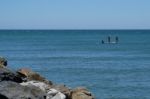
[[0, 0, 150, 29]]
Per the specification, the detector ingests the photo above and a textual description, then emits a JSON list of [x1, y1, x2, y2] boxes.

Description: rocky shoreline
[[0, 57, 94, 99]]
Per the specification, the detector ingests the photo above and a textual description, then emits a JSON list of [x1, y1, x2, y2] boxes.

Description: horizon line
[[0, 29, 150, 30]]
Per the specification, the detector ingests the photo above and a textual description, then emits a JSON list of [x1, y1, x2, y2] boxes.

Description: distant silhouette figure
[[108, 36, 111, 43], [101, 40, 104, 44], [115, 36, 119, 43]]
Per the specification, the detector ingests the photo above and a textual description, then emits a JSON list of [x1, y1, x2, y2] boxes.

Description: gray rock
[[21, 81, 66, 99], [0, 81, 46, 99], [51, 84, 71, 98], [0, 93, 8, 99], [20, 81, 51, 92], [0, 68, 23, 83], [51, 93, 66, 99], [47, 89, 66, 99]]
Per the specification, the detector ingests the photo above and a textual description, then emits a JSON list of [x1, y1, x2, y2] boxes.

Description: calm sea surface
[[0, 30, 150, 99]]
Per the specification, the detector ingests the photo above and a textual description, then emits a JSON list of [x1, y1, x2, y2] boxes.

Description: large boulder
[[17, 68, 53, 85], [0, 67, 22, 83], [0, 57, 7, 68], [0, 81, 46, 99], [71, 87, 94, 99], [20, 81, 66, 99], [20, 80, 51, 92]]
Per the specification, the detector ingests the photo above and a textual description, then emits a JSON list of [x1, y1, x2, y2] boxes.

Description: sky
[[0, 0, 150, 29]]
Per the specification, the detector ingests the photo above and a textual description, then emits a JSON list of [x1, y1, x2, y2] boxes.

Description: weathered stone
[[20, 80, 51, 92], [0, 93, 8, 99], [0, 81, 46, 99], [0, 57, 7, 67], [51, 84, 71, 98], [0, 68, 23, 83], [51, 92, 66, 99], [71, 87, 94, 99], [17, 68, 53, 85], [21, 81, 67, 99], [47, 89, 66, 99]]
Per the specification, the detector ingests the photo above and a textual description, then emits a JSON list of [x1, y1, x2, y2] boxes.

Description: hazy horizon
[[0, 29, 150, 31], [0, 0, 150, 29]]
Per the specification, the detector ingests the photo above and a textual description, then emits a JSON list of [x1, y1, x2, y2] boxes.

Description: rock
[[0, 57, 95, 99], [21, 81, 66, 99], [51, 92, 66, 99], [0, 81, 46, 99], [17, 68, 31, 77], [51, 84, 71, 98], [0, 93, 8, 99], [47, 89, 58, 97], [0, 57, 7, 67], [71, 87, 94, 99], [20, 80, 51, 92], [0, 67, 23, 83], [17, 68, 53, 85], [47, 89, 66, 99]]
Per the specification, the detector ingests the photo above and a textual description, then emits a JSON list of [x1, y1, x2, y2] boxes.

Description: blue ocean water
[[0, 30, 150, 99]]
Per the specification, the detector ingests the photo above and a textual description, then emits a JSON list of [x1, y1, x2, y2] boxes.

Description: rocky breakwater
[[0, 57, 95, 99]]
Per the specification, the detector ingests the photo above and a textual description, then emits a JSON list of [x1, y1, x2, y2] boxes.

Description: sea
[[0, 30, 150, 99]]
